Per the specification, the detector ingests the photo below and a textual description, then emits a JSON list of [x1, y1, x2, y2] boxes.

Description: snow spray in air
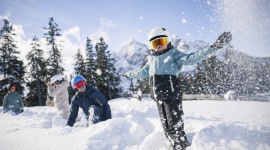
[[215, 0, 270, 57]]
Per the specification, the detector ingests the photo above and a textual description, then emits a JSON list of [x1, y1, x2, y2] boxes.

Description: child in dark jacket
[[67, 75, 111, 127], [123, 27, 232, 150]]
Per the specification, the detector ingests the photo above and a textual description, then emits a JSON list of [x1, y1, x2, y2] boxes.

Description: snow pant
[[156, 99, 190, 150], [88, 105, 111, 125], [54, 100, 69, 119], [150, 75, 190, 149]]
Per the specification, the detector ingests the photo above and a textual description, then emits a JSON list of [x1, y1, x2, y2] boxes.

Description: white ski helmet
[[148, 27, 170, 42], [51, 75, 64, 84]]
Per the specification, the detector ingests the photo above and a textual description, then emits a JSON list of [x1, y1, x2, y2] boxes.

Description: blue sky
[[0, 0, 219, 45], [1, 0, 270, 75]]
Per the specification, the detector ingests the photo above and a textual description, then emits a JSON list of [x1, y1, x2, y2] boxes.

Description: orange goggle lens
[[150, 37, 169, 50]]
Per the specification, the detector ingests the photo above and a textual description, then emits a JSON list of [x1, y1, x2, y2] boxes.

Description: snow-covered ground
[[1, 98, 270, 150]]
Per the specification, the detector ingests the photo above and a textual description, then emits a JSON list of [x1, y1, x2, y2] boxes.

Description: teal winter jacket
[[124, 45, 217, 78], [3, 91, 24, 114]]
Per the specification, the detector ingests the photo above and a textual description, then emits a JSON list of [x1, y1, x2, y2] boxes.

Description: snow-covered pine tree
[[194, 62, 206, 94], [129, 79, 135, 94], [193, 55, 228, 95], [95, 37, 109, 98], [259, 60, 270, 93], [105, 50, 122, 99], [84, 37, 96, 85], [43, 17, 64, 80], [214, 57, 230, 95], [222, 47, 268, 97], [0, 19, 25, 105], [95, 37, 121, 100], [185, 73, 196, 94], [191, 45, 270, 98], [67, 74, 76, 103], [177, 73, 187, 94], [222, 46, 237, 93], [25, 35, 47, 106], [73, 48, 87, 77]]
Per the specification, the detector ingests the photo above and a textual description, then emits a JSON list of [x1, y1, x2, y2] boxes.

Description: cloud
[[100, 18, 116, 28], [139, 16, 143, 20], [13, 24, 25, 38], [88, 18, 116, 51], [12, 24, 30, 64], [0, 10, 11, 20], [0, 15, 9, 20], [62, 26, 82, 42], [89, 28, 110, 45], [57, 26, 85, 76]]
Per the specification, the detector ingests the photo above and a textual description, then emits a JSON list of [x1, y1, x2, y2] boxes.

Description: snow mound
[[1, 98, 270, 150]]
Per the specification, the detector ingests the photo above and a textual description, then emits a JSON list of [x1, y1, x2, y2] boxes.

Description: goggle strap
[[149, 35, 168, 42]]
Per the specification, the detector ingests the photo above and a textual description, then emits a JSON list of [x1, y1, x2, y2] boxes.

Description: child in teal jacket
[[124, 27, 232, 150], [3, 83, 24, 114]]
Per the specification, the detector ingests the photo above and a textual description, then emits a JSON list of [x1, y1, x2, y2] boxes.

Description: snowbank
[[0, 98, 270, 150]]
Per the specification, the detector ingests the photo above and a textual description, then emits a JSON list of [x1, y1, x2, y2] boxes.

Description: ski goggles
[[74, 80, 86, 89], [149, 37, 169, 50]]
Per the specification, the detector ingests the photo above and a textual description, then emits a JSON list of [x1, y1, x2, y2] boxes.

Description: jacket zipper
[[95, 99, 103, 107], [153, 57, 157, 100], [169, 76, 174, 92]]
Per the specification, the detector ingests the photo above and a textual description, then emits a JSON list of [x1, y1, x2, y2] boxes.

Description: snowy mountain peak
[[113, 39, 149, 74], [120, 39, 147, 56], [171, 35, 209, 54]]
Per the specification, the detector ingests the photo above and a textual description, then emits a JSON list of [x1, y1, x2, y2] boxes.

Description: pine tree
[[194, 63, 206, 94], [84, 37, 96, 85], [95, 37, 109, 98], [43, 17, 64, 80], [186, 73, 196, 94], [129, 79, 135, 94], [0, 19, 25, 105], [95, 37, 121, 100], [194, 56, 221, 95], [73, 48, 87, 77], [25, 35, 47, 106], [106, 50, 122, 99], [67, 74, 76, 103]]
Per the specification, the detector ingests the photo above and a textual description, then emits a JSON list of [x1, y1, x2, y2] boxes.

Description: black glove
[[122, 74, 129, 78], [210, 32, 232, 50]]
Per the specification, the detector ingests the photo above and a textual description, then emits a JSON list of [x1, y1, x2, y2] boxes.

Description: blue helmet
[[71, 75, 86, 87]]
